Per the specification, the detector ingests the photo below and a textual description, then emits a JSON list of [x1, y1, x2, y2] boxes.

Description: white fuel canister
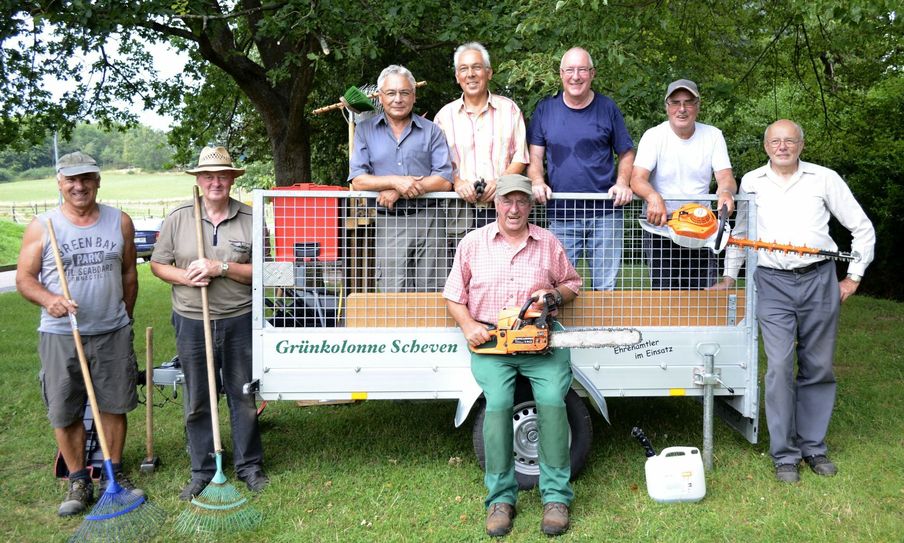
[[644, 446, 706, 503]]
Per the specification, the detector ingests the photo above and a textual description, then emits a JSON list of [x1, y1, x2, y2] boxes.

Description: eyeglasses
[[666, 99, 699, 109], [766, 138, 801, 148], [561, 67, 592, 77], [498, 197, 532, 208], [457, 64, 487, 75], [381, 89, 414, 99]]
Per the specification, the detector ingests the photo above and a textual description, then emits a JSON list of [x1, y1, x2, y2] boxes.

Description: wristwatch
[[220, 261, 230, 277], [552, 289, 564, 307], [846, 273, 861, 283]]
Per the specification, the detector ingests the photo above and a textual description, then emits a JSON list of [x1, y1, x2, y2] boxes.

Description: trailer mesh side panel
[[259, 191, 751, 329]]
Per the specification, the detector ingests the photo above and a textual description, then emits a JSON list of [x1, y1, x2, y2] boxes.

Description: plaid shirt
[[434, 92, 529, 183], [443, 221, 582, 323]]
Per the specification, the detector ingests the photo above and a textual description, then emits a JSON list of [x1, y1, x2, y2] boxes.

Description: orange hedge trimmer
[[638, 203, 861, 263]]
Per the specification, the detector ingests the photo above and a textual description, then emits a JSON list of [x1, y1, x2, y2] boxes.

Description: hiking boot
[[100, 470, 146, 497], [775, 463, 800, 483], [59, 478, 94, 517], [239, 470, 270, 493], [179, 479, 210, 501], [804, 455, 838, 476], [485, 502, 516, 537], [541, 502, 570, 536]]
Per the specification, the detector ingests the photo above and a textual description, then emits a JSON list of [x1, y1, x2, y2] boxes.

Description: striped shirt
[[443, 221, 581, 323], [434, 92, 529, 183]]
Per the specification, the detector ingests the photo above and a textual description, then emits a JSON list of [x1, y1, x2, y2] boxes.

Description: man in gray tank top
[[16, 151, 140, 517]]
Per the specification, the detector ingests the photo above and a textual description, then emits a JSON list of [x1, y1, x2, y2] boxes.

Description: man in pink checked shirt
[[444, 174, 581, 538], [435, 42, 529, 231]]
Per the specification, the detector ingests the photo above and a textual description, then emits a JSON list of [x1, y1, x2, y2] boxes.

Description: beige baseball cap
[[496, 174, 533, 199]]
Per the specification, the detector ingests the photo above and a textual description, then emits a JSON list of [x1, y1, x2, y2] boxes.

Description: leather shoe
[[541, 502, 570, 536], [804, 455, 837, 476], [179, 478, 210, 501], [774, 463, 800, 483], [239, 469, 270, 492], [485, 502, 516, 537]]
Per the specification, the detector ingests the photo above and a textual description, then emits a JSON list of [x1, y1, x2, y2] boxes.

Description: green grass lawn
[[0, 220, 25, 265], [0, 267, 902, 542]]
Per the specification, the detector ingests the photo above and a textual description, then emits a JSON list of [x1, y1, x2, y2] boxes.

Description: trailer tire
[[472, 383, 593, 490]]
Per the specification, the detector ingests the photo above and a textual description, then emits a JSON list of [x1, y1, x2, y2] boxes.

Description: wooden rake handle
[[192, 185, 224, 453], [47, 220, 113, 461], [145, 327, 154, 460]]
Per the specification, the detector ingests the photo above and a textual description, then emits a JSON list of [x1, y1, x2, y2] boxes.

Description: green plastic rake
[[175, 185, 262, 535]]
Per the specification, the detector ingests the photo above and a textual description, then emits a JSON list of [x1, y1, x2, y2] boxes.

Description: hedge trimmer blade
[[638, 203, 860, 263]]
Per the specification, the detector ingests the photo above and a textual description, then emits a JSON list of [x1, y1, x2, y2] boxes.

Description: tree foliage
[[0, 0, 901, 296], [0, 123, 174, 177]]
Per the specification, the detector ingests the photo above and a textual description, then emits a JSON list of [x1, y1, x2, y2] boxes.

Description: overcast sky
[[133, 41, 189, 131], [18, 28, 190, 132]]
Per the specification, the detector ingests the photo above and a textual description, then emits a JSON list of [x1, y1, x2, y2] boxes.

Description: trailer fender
[[454, 381, 485, 428], [571, 363, 610, 424]]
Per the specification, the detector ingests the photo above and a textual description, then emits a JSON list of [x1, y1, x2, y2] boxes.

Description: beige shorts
[[39, 325, 138, 428]]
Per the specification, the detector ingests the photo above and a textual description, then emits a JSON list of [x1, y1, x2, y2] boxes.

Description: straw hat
[[185, 146, 245, 176]]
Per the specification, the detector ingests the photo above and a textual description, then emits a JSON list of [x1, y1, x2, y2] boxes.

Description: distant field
[[0, 171, 192, 201], [0, 171, 255, 223]]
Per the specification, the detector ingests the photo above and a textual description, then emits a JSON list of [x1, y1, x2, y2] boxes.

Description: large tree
[[0, 1, 514, 185]]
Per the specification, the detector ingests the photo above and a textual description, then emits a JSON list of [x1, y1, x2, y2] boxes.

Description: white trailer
[[250, 189, 760, 487]]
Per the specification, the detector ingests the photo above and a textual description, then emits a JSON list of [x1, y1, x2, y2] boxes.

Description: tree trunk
[[271, 117, 312, 187]]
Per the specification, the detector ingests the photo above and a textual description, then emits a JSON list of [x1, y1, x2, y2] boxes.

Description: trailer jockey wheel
[[472, 378, 593, 490]]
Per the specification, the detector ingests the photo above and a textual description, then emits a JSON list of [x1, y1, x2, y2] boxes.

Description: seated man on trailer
[[444, 174, 581, 537], [349, 64, 453, 292]]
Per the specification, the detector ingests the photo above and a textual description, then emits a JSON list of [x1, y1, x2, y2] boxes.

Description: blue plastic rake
[[47, 220, 166, 542]]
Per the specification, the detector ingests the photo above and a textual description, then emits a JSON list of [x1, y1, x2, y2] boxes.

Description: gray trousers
[[755, 262, 839, 465], [173, 312, 263, 480], [375, 208, 447, 292]]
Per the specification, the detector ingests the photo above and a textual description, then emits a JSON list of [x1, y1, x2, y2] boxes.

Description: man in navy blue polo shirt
[[527, 47, 635, 291]]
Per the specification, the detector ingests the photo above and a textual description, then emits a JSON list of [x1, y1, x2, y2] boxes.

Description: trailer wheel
[[472, 383, 593, 490]]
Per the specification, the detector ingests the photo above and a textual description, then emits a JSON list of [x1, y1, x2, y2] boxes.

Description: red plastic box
[[272, 183, 348, 262]]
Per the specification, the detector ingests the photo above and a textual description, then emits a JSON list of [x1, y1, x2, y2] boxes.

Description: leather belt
[[761, 259, 830, 275]]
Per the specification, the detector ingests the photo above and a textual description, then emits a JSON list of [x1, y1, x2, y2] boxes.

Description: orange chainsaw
[[470, 294, 642, 355], [638, 203, 861, 263]]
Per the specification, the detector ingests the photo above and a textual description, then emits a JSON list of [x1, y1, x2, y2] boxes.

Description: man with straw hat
[[151, 146, 268, 500], [17, 151, 142, 516]]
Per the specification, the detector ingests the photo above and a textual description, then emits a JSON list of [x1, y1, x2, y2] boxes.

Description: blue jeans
[[173, 312, 263, 480], [549, 211, 623, 291]]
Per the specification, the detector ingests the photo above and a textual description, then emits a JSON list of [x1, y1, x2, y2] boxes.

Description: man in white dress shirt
[[717, 119, 875, 483]]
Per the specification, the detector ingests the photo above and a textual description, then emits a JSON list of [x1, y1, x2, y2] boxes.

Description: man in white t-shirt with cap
[[630, 79, 737, 289]]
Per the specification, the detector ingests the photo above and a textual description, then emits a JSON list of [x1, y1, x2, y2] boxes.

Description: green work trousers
[[471, 347, 574, 508]]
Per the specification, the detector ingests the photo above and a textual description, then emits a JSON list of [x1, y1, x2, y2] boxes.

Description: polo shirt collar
[[200, 197, 240, 221], [377, 112, 421, 129]]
